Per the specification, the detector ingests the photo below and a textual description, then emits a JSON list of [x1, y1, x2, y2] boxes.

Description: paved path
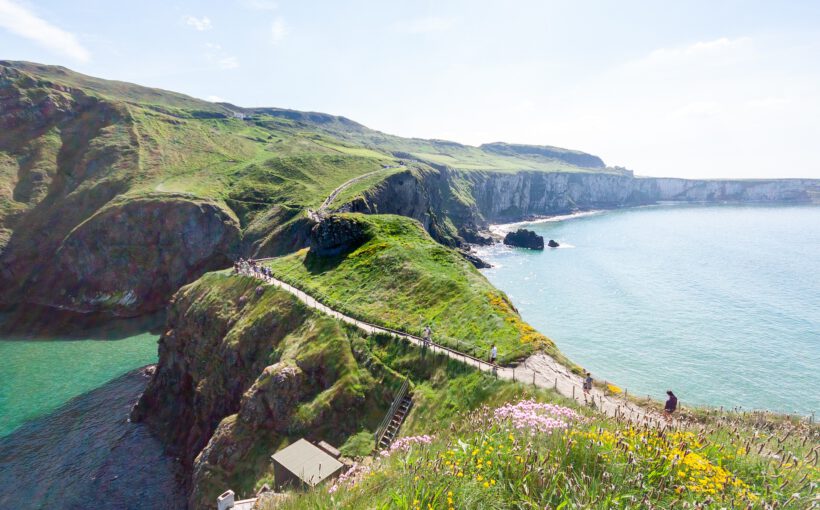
[[238, 268, 669, 428], [308, 166, 400, 221]]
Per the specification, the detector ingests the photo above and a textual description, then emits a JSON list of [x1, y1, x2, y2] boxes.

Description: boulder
[[309, 215, 370, 257], [457, 249, 492, 269], [503, 229, 544, 250], [547, 239, 560, 248], [458, 227, 494, 246]]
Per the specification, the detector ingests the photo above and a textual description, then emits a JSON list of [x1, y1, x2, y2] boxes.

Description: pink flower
[[381, 435, 435, 457], [493, 400, 578, 433]]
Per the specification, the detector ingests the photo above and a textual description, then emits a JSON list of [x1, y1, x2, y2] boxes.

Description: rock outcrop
[[458, 249, 492, 269], [309, 215, 370, 257], [547, 239, 560, 248], [504, 229, 544, 250]]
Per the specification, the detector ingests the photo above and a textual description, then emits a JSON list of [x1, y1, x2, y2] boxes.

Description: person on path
[[664, 390, 678, 420], [489, 344, 498, 365], [423, 325, 432, 347], [583, 372, 593, 396]]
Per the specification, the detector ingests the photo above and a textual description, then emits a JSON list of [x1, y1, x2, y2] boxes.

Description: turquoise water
[[0, 333, 183, 508], [477, 205, 820, 415], [0, 333, 159, 436]]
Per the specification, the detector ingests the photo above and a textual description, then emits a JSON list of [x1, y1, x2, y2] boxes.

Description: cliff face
[[132, 272, 396, 508], [0, 62, 242, 317], [345, 168, 820, 240]]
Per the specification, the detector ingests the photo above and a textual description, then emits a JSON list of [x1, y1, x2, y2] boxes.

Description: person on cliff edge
[[664, 390, 678, 420]]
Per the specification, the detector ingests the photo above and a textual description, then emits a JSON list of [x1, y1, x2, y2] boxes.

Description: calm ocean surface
[[477, 205, 820, 415]]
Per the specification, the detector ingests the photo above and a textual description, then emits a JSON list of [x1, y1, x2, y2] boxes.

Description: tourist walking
[[664, 390, 678, 420], [583, 372, 593, 396], [489, 344, 497, 365], [423, 325, 432, 347]]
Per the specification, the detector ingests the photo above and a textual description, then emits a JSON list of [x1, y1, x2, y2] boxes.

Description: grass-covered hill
[[0, 60, 633, 318], [264, 213, 568, 365]]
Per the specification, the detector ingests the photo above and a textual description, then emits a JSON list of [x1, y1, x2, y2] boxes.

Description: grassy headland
[[263, 213, 567, 365]]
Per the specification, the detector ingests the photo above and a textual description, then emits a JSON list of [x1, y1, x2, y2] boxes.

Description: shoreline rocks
[[503, 229, 544, 250], [547, 239, 560, 248]]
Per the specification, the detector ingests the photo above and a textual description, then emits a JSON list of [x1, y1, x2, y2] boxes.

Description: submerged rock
[[547, 239, 560, 248], [503, 229, 544, 250]]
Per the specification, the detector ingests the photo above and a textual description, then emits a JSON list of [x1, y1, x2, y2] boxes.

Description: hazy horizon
[[2, 0, 819, 179]]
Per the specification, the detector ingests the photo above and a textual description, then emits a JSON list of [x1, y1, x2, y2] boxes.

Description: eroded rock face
[[132, 274, 395, 508], [343, 168, 819, 246], [309, 215, 369, 257], [504, 229, 544, 250], [24, 196, 241, 316]]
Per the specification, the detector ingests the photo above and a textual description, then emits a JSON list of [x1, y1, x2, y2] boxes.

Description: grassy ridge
[[264, 214, 569, 365]]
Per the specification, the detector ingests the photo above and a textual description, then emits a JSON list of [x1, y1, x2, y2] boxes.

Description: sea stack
[[548, 239, 560, 248], [503, 229, 544, 250]]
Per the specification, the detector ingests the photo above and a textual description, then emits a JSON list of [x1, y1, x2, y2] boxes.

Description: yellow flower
[[483, 481, 490, 488]]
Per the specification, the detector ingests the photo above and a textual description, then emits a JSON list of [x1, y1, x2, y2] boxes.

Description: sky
[[1, 0, 819, 179]]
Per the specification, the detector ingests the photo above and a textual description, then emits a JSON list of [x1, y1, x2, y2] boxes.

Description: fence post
[[554, 378, 557, 390], [512, 367, 516, 382], [532, 371, 536, 387], [572, 385, 575, 399]]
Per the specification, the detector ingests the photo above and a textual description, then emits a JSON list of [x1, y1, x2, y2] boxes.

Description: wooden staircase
[[374, 380, 413, 451]]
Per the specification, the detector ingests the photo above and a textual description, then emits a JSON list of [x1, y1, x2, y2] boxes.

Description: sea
[[0, 331, 186, 509], [476, 204, 820, 416]]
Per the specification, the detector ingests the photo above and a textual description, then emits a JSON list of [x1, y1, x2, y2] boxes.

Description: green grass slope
[[264, 214, 568, 364]]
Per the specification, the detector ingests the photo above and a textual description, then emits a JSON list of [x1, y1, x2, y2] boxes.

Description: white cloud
[[185, 15, 212, 31], [0, 0, 90, 62], [669, 101, 723, 120], [393, 16, 454, 34], [271, 17, 288, 44], [641, 37, 752, 65], [241, 0, 278, 10], [206, 95, 224, 102], [204, 42, 239, 70], [218, 56, 240, 69]]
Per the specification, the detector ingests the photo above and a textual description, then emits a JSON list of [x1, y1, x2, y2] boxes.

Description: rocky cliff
[[344, 167, 820, 242], [132, 272, 398, 508], [0, 62, 242, 318]]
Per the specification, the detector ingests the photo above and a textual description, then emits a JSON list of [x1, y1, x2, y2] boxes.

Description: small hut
[[271, 439, 344, 491]]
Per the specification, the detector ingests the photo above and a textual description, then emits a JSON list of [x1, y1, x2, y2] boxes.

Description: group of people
[[582, 370, 678, 419], [233, 258, 273, 281]]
